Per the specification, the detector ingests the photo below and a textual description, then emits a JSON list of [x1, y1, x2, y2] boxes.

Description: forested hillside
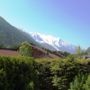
[[0, 17, 38, 48]]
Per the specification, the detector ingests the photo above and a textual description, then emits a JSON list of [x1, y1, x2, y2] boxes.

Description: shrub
[[69, 74, 88, 90], [0, 56, 36, 90], [19, 41, 32, 57], [0, 56, 90, 90], [83, 75, 90, 90]]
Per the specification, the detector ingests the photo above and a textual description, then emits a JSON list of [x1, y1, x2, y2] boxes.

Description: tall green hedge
[[0, 56, 36, 90], [0, 56, 90, 90], [35, 58, 90, 90]]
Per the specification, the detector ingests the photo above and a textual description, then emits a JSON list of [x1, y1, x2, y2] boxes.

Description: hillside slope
[[0, 16, 38, 48]]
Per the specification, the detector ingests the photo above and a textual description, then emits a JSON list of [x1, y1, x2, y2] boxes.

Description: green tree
[[83, 75, 90, 90], [0, 56, 36, 90], [76, 46, 81, 55], [19, 41, 32, 57], [69, 74, 87, 90], [76, 46, 84, 58]]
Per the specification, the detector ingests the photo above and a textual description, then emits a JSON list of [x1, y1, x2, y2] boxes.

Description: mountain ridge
[[0, 16, 39, 48], [30, 32, 76, 53], [0, 16, 76, 53]]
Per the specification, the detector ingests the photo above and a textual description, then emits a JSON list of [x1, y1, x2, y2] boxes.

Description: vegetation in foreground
[[0, 55, 89, 90], [0, 42, 90, 90]]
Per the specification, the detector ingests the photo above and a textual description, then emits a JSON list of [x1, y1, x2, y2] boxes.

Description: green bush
[[19, 41, 32, 57], [83, 75, 90, 90], [0, 56, 36, 90], [69, 74, 88, 90], [0, 56, 90, 90], [35, 57, 90, 90]]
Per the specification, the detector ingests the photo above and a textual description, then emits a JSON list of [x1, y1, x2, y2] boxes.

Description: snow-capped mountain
[[30, 32, 76, 53]]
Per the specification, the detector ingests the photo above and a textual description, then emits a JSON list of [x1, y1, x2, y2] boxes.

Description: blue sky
[[0, 0, 90, 48]]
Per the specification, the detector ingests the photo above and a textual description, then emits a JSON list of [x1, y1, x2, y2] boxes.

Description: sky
[[0, 0, 90, 48]]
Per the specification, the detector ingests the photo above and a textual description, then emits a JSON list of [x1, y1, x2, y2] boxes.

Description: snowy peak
[[30, 32, 66, 45], [30, 32, 76, 53]]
